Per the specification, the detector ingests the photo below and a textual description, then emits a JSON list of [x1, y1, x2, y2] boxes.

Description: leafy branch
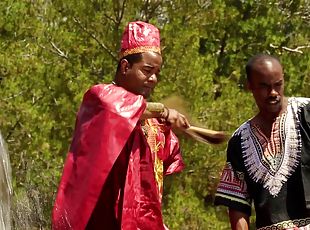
[[73, 17, 118, 62], [270, 43, 310, 54], [50, 42, 68, 59]]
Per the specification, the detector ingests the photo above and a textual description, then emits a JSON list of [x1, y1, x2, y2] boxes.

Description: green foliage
[[0, 0, 309, 229]]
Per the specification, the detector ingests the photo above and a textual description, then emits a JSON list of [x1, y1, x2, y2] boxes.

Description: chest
[[140, 119, 166, 161], [240, 111, 302, 196]]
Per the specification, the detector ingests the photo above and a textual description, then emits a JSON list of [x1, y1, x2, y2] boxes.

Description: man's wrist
[[146, 102, 165, 113], [142, 102, 168, 120]]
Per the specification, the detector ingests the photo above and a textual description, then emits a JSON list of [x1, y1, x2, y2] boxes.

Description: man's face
[[123, 52, 162, 98], [247, 59, 285, 115]]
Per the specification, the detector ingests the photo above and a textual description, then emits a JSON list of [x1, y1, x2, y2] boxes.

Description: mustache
[[266, 96, 280, 103]]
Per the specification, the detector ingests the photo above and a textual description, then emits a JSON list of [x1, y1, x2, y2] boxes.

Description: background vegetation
[[0, 0, 309, 229]]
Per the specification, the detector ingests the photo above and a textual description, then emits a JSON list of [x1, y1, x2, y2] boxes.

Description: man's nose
[[148, 74, 157, 83], [269, 88, 278, 96]]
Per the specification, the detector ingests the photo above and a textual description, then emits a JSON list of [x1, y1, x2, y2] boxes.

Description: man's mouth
[[144, 86, 154, 91], [267, 97, 280, 104]]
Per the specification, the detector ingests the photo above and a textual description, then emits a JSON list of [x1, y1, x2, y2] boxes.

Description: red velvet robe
[[52, 84, 184, 230]]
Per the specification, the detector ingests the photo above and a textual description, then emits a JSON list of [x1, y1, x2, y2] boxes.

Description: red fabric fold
[[52, 84, 184, 230], [52, 84, 146, 230]]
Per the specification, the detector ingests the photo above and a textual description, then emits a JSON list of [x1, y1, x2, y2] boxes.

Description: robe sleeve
[[163, 129, 184, 176], [52, 84, 146, 230], [214, 134, 252, 216]]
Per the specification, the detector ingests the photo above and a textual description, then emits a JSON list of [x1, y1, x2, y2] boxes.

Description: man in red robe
[[52, 21, 189, 230]]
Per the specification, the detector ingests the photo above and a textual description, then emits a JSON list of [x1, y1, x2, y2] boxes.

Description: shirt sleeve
[[163, 130, 184, 175], [300, 101, 310, 207], [214, 134, 252, 216], [300, 101, 310, 134]]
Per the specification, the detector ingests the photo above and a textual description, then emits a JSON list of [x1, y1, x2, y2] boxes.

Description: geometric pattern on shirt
[[216, 162, 251, 206], [251, 113, 286, 175], [237, 97, 310, 197], [257, 217, 310, 230]]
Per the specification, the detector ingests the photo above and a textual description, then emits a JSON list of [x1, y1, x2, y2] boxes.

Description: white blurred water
[[0, 131, 13, 230]]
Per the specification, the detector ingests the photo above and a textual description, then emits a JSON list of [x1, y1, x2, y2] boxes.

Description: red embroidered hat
[[119, 21, 161, 59]]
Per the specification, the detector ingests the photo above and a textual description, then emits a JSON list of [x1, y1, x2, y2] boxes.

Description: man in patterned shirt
[[214, 54, 310, 230]]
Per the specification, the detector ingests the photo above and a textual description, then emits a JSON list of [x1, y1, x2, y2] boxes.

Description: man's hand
[[164, 108, 190, 129], [141, 103, 190, 129]]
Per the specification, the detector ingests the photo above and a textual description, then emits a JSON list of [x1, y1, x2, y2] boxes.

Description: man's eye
[[259, 84, 269, 89], [275, 83, 282, 87], [143, 69, 152, 74]]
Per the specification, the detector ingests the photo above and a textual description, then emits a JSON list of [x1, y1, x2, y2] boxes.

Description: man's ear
[[120, 59, 130, 75]]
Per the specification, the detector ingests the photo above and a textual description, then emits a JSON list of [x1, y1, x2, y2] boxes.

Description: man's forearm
[[229, 209, 249, 230]]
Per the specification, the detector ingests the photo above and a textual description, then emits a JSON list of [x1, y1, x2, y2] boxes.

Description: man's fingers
[[179, 114, 190, 128], [166, 109, 190, 129], [183, 118, 190, 128]]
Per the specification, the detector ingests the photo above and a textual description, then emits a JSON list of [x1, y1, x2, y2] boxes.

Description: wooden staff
[[185, 125, 227, 144], [161, 95, 228, 145]]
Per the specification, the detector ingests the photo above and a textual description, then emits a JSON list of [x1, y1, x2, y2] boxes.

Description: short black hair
[[116, 53, 143, 72], [245, 54, 281, 81]]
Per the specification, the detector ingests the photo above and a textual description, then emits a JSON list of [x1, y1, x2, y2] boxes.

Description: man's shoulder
[[83, 83, 146, 114], [290, 97, 310, 106], [87, 83, 115, 95], [225, 121, 251, 151], [231, 121, 249, 138], [82, 84, 112, 104], [85, 83, 142, 102]]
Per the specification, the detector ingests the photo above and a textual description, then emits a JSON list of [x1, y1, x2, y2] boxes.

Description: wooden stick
[[185, 126, 227, 144]]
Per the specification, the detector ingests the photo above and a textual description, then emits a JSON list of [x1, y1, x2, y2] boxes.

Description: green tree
[[0, 0, 309, 229]]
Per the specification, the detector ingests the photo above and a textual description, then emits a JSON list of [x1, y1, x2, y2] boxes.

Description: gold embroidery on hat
[[120, 46, 161, 59]]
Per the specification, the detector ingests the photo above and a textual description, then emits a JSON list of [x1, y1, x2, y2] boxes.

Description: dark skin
[[229, 58, 286, 229], [114, 51, 190, 130], [247, 58, 287, 137], [229, 210, 249, 230]]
